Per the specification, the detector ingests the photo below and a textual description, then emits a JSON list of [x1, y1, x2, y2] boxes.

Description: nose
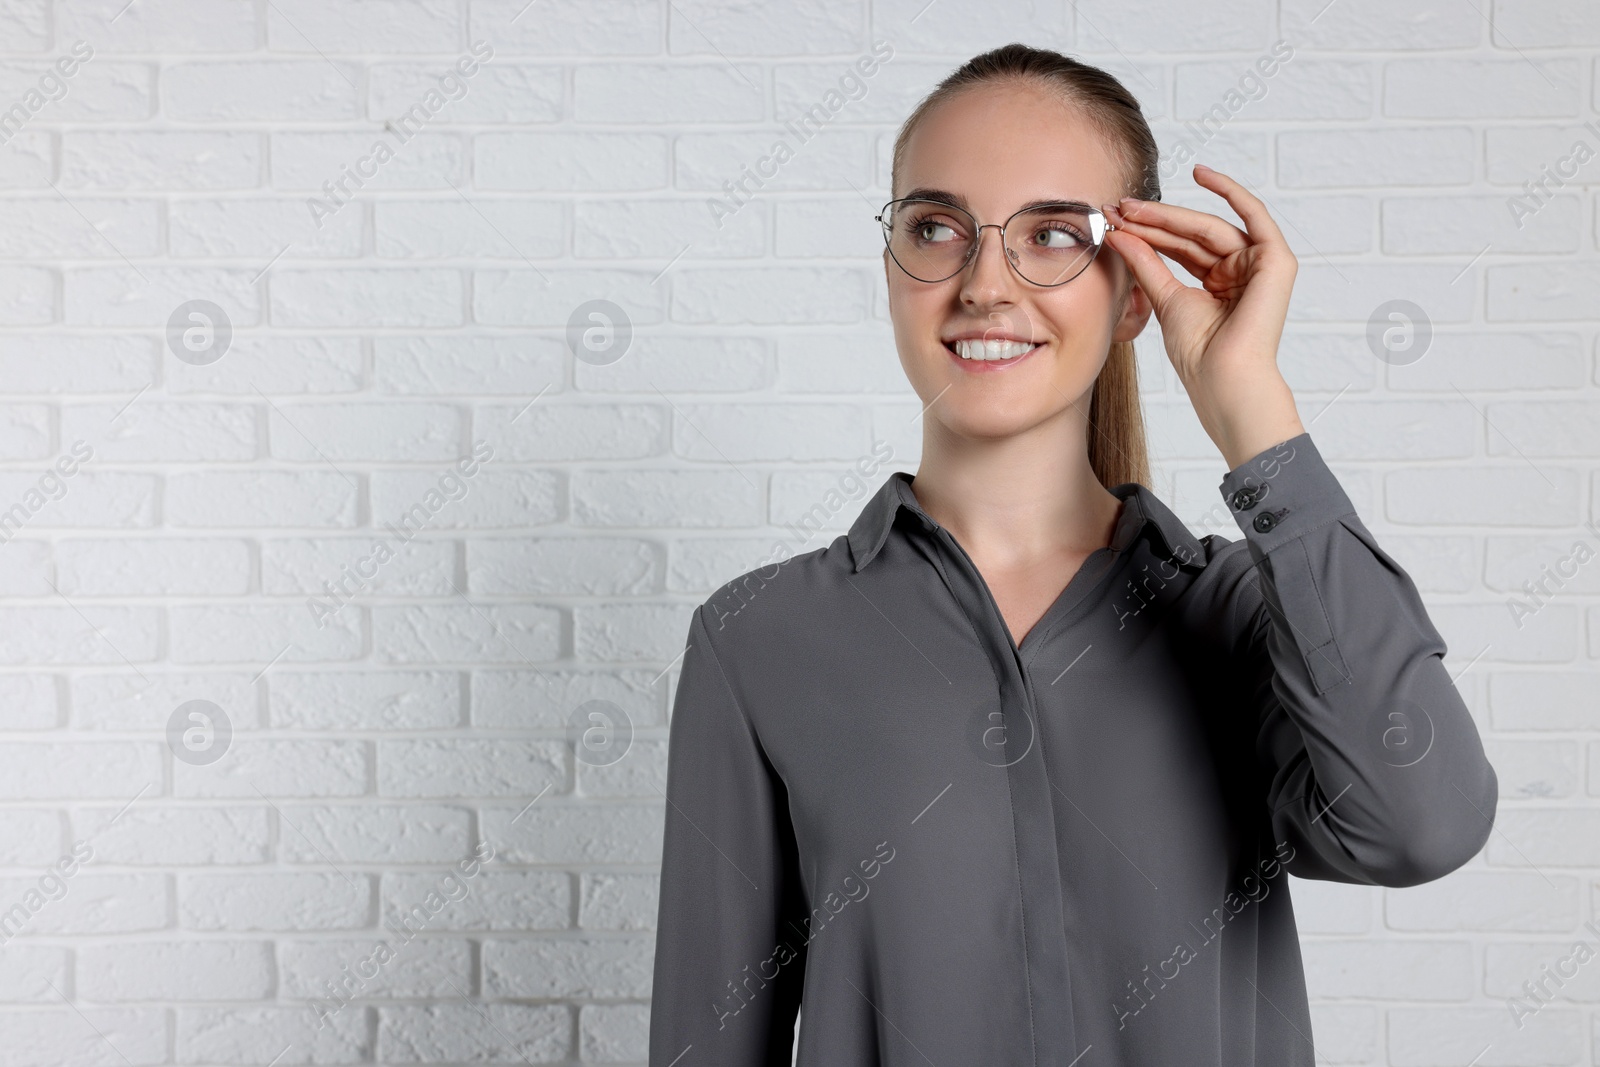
[[959, 223, 1019, 308]]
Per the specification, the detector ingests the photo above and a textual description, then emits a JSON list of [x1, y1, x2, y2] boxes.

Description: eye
[[1031, 223, 1087, 248], [911, 218, 960, 244]]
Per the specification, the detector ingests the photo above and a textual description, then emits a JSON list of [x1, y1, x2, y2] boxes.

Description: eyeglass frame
[[874, 196, 1118, 288]]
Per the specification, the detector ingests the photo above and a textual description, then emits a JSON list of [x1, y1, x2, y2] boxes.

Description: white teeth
[[953, 338, 1038, 361]]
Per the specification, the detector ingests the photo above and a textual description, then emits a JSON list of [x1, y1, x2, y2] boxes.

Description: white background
[[0, 0, 1597, 1064]]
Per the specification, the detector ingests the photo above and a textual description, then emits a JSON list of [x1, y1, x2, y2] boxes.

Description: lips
[[943, 336, 1043, 371]]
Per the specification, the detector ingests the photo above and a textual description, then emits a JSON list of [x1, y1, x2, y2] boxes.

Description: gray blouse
[[648, 431, 1498, 1067]]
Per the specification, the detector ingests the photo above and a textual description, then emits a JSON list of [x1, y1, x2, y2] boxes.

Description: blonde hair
[[889, 43, 1158, 491]]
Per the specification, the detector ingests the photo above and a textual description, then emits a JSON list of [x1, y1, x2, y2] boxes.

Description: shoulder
[[695, 534, 853, 647]]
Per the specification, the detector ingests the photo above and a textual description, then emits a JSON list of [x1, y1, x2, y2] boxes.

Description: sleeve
[[649, 603, 807, 1066], [1218, 431, 1499, 888]]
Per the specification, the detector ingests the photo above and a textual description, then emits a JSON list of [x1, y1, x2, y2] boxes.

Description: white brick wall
[[0, 0, 1595, 1063]]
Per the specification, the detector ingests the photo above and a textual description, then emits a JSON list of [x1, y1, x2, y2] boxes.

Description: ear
[[1111, 275, 1154, 344]]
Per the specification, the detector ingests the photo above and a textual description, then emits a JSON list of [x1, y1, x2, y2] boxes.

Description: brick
[[64, 266, 260, 326], [0, 265, 53, 323], [378, 1004, 568, 1062], [270, 269, 464, 327], [580, 1003, 650, 1063], [472, 0, 660, 55], [0, 874, 168, 935], [270, 671, 461, 730], [0, 944, 67, 1001], [370, 468, 561, 529], [1279, 0, 1477, 48], [1300, 940, 1473, 999], [577, 335, 770, 393], [0, 811, 62, 865], [263, 536, 456, 597], [574, 602, 694, 662], [169, 604, 362, 664], [276, 804, 471, 864], [671, 267, 867, 324], [374, 199, 564, 259], [62, 131, 261, 189], [0, 199, 161, 258], [174, 739, 368, 798], [55, 538, 251, 596], [381, 869, 570, 931], [480, 801, 663, 865], [576, 198, 764, 259], [63, 402, 256, 461], [572, 469, 762, 528], [472, 668, 662, 729], [579, 871, 659, 930], [179, 872, 372, 931], [264, 0, 460, 52], [169, 198, 363, 258], [168, 471, 360, 528], [0, 336, 155, 392], [0, 0, 49, 51], [166, 337, 365, 394], [371, 604, 561, 664], [76, 806, 271, 866], [278, 937, 470, 998], [0, 608, 160, 665], [483, 935, 654, 997], [71, 671, 261, 731], [177, 1006, 370, 1064], [1069, 0, 1270, 51], [575, 64, 763, 123], [0, 741, 160, 799], [270, 131, 464, 190], [163, 61, 360, 121], [0, 674, 57, 729], [3, 1007, 166, 1066], [79, 940, 273, 1000], [370, 63, 563, 124], [467, 536, 657, 596], [374, 335, 564, 394], [1278, 127, 1473, 188], [1385, 59, 1581, 119], [479, 402, 664, 461], [267, 402, 463, 462], [473, 268, 666, 327], [378, 738, 565, 797], [59, 0, 256, 50], [475, 132, 667, 191]]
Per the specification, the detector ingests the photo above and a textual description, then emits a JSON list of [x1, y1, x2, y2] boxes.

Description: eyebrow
[[898, 187, 1099, 213]]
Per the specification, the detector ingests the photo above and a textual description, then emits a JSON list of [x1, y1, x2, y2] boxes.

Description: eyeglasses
[[876, 197, 1116, 287]]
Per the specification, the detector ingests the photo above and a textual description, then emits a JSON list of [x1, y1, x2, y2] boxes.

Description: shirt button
[[1230, 486, 1261, 511], [1252, 512, 1278, 533]]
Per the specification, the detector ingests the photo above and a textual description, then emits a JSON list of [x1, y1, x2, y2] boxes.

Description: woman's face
[[886, 81, 1152, 442]]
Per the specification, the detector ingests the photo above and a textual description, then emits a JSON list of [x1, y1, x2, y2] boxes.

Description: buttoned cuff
[[1216, 431, 1356, 558]]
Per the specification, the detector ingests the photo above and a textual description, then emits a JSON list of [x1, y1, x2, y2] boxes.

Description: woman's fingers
[[1191, 163, 1290, 251], [1106, 195, 1250, 262], [1103, 203, 1222, 284], [1101, 165, 1296, 296], [1189, 164, 1300, 307]]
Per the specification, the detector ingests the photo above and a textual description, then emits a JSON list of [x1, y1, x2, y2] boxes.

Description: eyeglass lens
[[881, 200, 1105, 286]]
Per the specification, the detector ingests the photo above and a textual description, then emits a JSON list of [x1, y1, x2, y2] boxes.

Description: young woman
[[648, 43, 1497, 1067]]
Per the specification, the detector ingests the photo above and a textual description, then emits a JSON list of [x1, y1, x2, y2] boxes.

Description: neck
[[907, 403, 1124, 568]]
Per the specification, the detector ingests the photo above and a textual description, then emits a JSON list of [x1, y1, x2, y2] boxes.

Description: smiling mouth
[[945, 338, 1042, 364]]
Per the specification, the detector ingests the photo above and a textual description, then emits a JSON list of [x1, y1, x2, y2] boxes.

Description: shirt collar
[[846, 470, 1208, 574]]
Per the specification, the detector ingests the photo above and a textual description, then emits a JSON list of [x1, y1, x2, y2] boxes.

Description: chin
[[928, 396, 1053, 443]]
